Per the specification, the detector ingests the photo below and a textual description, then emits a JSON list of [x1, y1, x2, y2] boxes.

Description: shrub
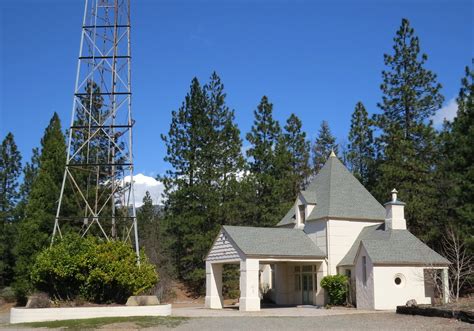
[[0, 287, 16, 303], [320, 274, 348, 305], [31, 234, 158, 304]]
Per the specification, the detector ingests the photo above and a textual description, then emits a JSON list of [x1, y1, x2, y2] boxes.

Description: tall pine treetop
[[0, 133, 22, 221], [378, 18, 444, 137], [246, 96, 281, 174], [312, 120, 338, 175], [347, 102, 374, 187]]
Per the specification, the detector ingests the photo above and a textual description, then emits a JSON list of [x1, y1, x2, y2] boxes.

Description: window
[[302, 265, 312, 272], [394, 273, 406, 288], [362, 256, 367, 285], [345, 269, 351, 278], [299, 205, 306, 224]]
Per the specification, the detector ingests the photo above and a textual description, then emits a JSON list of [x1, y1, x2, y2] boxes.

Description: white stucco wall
[[355, 245, 374, 309], [372, 266, 432, 310], [207, 230, 242, 262], [327, 219, 381, 274], [274, 263, 290, 304], [304, 220, 327, 254]]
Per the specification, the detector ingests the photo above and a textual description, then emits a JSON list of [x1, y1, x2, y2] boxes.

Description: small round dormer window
[[394, 273, 406, 288]]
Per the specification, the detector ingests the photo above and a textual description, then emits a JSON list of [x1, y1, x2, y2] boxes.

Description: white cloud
[[123, 173, 164, 207], [433, 98, 458, 126]]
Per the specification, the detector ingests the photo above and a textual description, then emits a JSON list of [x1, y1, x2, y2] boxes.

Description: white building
[[205, 152, 450, 311]]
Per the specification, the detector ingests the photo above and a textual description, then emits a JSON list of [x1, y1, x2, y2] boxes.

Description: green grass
[[15, 316, 188, 329]]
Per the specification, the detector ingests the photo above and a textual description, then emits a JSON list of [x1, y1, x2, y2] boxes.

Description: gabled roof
[[338, 224, 450, 267], [300, 190, 317, 204], [276, 206, 296, 227], [222, 225, 325, 258], [305, 155, 385, 221]]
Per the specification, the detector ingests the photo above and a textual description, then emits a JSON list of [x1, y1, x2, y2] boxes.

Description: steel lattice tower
[[52, 0, 139, 259]]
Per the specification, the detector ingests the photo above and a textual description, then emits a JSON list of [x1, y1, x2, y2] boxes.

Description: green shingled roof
[[276, 206, 296, 227], [277, 154, 385, 226], [222, 225, 325, 258], [300, 190, 317, 204], [338, 224, 450, 266]]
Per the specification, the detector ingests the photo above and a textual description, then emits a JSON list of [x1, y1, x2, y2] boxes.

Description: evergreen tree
[[374, 18, 443, 239], [137, 192, 174, 299], [0, 133, 22, 286], [16, 148, 40, 220], [347, 102, 375, 187], [0, 133, 22, 221], [437, 66, 473, 245], [312, 120, 338, 174], [246, 96, 292, 226], [13, 113, 70, 301], [283, 113, 311, 196], [161, 73, 245, 293]]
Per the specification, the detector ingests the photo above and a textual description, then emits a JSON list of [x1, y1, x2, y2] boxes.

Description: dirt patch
[[0, 303, 14, 314], [168, 282, 204, 305]]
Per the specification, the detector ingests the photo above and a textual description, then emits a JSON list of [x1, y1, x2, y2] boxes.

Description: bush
[[320, 274, 348, 305], [31, 234, 158, 304], [0, 287, 16, 303]]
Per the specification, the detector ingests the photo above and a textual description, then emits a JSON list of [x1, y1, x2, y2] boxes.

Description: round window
[[393, 273, 406, 287]]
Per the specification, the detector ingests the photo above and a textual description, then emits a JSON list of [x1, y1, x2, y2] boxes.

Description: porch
[[205, 258, 327, 311]]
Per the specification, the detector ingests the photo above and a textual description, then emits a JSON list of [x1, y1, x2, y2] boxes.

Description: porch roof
[[223, 225, 325, 258]]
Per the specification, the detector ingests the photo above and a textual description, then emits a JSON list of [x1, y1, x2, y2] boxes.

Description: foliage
[[13, 113, 74, 302], [246, 96, 294, 227], [0, 133, 22, 286], [283, 113, 311, 196], [347, 102, 375, 187], [320, 274, 348, 305], [137, 191, 175, 301], [161, 73, 245, 294], [373, 18, 443, 241], [312, 121, 338, 175], [437, 66, 473, 248], [31, 234, 157, 304]]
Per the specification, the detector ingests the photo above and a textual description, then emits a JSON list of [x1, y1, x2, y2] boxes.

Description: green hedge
[[31, 234, 158, 304], [320, 274, 348, 305]]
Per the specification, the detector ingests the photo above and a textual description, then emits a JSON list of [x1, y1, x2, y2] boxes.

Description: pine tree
[[16, 148, 40, 220], [312, 120, 338, 174], [13, 113, 70, 301], [0, 133, 22, 286], [347, 102, 375, 187], [374, 18, 444, 239], [283, 113, 311, 196], [0, 133, 22, 221], [161, 73, 245, 293], [246, 96, 292, 226], [438, 66, 473, 244]]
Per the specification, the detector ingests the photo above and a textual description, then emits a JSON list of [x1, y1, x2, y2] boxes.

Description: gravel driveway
[[150, 314, 472, 331]]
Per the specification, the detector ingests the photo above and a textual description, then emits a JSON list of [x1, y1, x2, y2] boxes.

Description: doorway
[[302, 273, 314, 304]]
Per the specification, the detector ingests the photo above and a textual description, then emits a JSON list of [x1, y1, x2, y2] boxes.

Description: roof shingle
[[338, 223, 450, 266], [222, 225, 325, 258]]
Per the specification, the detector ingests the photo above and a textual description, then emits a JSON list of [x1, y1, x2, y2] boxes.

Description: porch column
[[240, 258, 260, 311], [205, 261, 223, 309], [442, 268, 450, 304], [315, 260, 328, 305]]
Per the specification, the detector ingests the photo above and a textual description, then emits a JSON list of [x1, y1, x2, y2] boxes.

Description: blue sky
[[0, 0, 472, 178]]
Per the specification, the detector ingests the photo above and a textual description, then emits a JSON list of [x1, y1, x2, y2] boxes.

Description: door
[[302, 273, 313, 304]]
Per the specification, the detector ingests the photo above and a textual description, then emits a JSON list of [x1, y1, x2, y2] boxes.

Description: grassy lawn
[[14, 316, 188, 329]]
